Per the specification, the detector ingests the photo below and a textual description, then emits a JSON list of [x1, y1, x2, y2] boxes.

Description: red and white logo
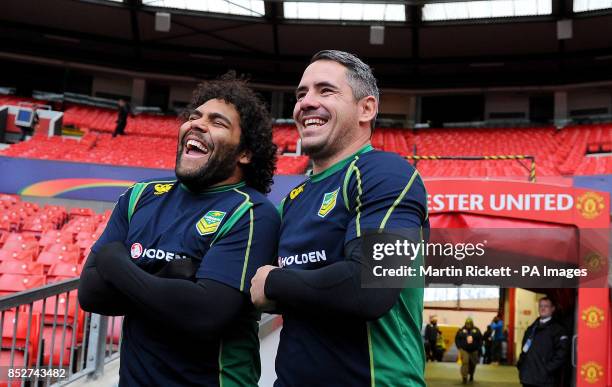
[[130, 243, 143, 259]]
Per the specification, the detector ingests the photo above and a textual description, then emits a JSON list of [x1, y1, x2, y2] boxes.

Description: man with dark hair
[[489, 314, 504, 364], [455, 317, 482, 384], [112, 99, 131, 137], [78, 74, 279, 386], [517, 297, 569, 387], [250, 50, 429, 386], [424, 315, 440, 361]]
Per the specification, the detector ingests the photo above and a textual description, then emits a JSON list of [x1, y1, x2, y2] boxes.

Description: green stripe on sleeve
[[367, 322, 376, 387], [342, 158, 359, 210], [353, 165, 364, 238], [127, 180, 176, 223], [239, 207, 254, 292], [210, 189, 253, 246], [277, 198, 286, 221], [379, 170, 419, 230], [127, 182, 147, 223], [218, 340, 225, 387]]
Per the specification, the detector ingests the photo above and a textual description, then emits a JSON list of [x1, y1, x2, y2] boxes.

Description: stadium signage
[[424, 180, 609, 227]]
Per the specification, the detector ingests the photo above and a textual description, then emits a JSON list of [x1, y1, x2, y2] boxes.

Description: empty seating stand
[[0, 195, 105, 288]]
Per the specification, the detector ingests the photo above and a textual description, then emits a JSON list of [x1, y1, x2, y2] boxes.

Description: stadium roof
[[1, 0, 612, 88]]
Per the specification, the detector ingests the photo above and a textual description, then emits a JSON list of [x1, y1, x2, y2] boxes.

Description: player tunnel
[[424, 179, 610, 387]]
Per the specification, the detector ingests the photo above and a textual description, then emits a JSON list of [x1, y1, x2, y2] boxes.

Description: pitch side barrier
[[0, 278, 282, 386], [405, 155, 537, 182]]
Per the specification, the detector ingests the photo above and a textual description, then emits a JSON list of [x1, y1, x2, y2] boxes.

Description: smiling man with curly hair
[[79, 73, 279, 386]]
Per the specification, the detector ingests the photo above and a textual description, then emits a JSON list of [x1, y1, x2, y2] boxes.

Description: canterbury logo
[[154, 183, 173, 195], [290, 184, 305, 200]]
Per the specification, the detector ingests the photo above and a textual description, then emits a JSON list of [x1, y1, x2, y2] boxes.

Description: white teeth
[[304, 118, 327, 127], [186, 139, 208, 153]]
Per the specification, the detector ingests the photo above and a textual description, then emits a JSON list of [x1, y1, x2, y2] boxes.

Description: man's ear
[[238, 150, 252, 165], [358, 96, 377, 126]]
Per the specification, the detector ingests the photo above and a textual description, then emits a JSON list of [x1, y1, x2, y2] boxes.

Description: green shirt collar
[[310, 144, 373, 183], [179, 181, 246, 194]]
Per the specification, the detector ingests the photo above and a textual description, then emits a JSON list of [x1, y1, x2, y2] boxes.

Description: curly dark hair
[[183, 72, 277, 193]]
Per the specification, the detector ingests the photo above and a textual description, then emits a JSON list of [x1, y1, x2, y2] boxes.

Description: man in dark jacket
[[455, 317, 482, 384], [482, 326, 493, 364], [517, 297, 570, 387], [113, 99, 131, 137], [424, 316, 440, 361]]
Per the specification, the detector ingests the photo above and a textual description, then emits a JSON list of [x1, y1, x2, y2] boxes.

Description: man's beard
[[175, 143, 241, 193]]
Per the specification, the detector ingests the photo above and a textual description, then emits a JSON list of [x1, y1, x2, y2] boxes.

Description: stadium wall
[[485, 93, 529, 119], [92, 75, 132, 100], [568, 90, 612, 116], [0, 156, 303, 205]]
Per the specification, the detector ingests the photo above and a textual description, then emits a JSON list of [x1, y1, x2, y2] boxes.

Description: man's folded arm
[[94, 242, 245, 340], [78, 252, 132, 316], [264, 237, 402, 320]]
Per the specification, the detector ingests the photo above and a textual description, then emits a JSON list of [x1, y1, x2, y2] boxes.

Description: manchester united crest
[[580, 361, 604, 384], [584, 252, 604, 273], [581, 306, 605, 329], [576, 192, 604, 220]]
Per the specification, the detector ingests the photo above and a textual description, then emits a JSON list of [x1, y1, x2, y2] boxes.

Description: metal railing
[[0, 278, 121, 386], [0, 278, 283, 387], [405, 154, 537, 182]]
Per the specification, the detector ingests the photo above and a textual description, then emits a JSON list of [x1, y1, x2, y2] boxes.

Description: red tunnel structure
[[424, 178, 610, 387]]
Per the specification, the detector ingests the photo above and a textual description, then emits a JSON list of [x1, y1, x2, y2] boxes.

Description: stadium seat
[[39, 232, 74, 248], [1, 239, 39, 253], [43, 243, 80, 256], [0, 311, 41, 365], [0, 260, 45, 276], [0, 249, 37, 262], [36, 251, 80, 267], [46, 263, 82, 282], [0, 274, 46, 296]]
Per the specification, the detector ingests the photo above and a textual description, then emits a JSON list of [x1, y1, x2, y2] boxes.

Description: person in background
[[489, 314, 504, 364], [455, 317, 483, 384], [113, 98, 131, 137], [517, 297, 569, 387], [424, 316, 440, 361], [482, 325, 493, 364], [435, 329, 446, 362]]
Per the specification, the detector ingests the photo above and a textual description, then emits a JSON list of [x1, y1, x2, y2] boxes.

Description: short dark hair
[[183, 72, 277, 193], [311, 50, 379, 130], [539, 297, 555, 307]]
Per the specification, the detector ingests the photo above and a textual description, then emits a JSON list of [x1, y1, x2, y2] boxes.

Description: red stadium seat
[[44, 243, 80, 255], [1, 239, 39, 253], [0, 249, 37, 262], [0, 274, 46, 296], [0, 311, 41, 365], [46, 263, 82, 282], [0, 260, 44, 276], [36, 251, 80, 267]]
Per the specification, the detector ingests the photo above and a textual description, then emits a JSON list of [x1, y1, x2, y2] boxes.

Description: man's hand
[[250, 265, 277, 311]]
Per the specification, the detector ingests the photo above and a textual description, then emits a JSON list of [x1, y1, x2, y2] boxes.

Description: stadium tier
[[0, 194, 108, 273], [63, 105, 179, 138], [2, 123, 610, 176], [0, 193, 110, 372]]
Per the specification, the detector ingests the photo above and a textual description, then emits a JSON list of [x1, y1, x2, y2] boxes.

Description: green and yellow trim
[[127, 180, 176, 223], [367, 322, 376, 387], [218, 340, 225, 387], [179, 181, 246, 194], [310, 144, 373, 183], [210, 188, 253, 246], [238, 208, 254, 292], [379, 170, 419, 230]]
